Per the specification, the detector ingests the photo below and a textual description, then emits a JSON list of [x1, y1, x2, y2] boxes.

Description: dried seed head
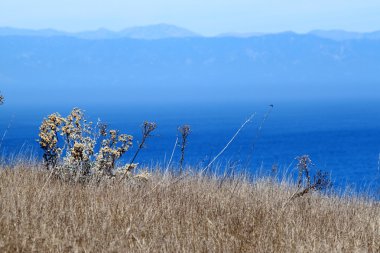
[[143, 121, 157, 136], [98, 123, 108, 136], [296, 155, 313, 171], [179, 125, 191, 137]]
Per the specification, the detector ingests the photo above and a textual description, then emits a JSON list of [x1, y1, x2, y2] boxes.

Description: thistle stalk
[[178, 125, 190, 175]]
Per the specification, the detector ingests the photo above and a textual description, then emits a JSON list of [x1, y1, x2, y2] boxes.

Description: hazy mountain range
[[1, 24, 380, 41], [309, 30, 380, 41], [0, 24, 380, 106], [0, 24, 199, 40]]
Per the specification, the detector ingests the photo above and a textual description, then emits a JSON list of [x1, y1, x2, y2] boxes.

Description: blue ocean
[[1, 100, 380, 192]]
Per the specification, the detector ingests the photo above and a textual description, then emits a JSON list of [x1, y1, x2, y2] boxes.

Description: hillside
[[0, 166, 378, 252]]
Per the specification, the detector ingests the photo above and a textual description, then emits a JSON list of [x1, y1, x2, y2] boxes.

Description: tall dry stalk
[[0, 115, 13, 151], [297, 155, 312, 187], [0, 92, 9, 151], [122, 121, 157, 177], [178, 125, 190, 174], [246, 105, 273, 166], [166, 136, 179, 172], [202, 113, 256, 173]]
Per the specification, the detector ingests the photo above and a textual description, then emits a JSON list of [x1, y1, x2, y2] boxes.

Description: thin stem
[[178, 125, 190, 175], [247, 105, 273, 166], [0, 115, 14, 151], [202, 113, 256, 173], [128, 136, 147, 168], [121, 121, 156, 180], [166, 136, 179, 172]]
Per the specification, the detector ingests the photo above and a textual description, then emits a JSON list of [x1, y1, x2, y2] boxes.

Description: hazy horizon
[[1, 1, 380, 35], [2, 23, 380, 36]]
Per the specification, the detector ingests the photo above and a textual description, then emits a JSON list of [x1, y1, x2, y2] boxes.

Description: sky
[[0, 0, 380, 35]]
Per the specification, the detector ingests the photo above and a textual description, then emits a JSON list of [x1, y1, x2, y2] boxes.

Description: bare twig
[[166, 136, 179, 172], [121, 121, 156, 180], [296, 155, 313, 187], [178, 125, 190, 174], [0, 115, 14, 151], [38, 168, 57, 202], [130, 122, 157, 167], [202, 113, 256, 173], [247, 105, 273, 164]]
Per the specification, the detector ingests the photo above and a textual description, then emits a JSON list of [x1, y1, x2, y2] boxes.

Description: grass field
[[0, 165, 379, 252]]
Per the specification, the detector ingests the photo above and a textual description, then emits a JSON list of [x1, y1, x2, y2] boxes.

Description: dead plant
[[178, 124, 191, 174], [287, 155, 332, 202], [121, 121, 156, 179], [38, 108, 136, 180]]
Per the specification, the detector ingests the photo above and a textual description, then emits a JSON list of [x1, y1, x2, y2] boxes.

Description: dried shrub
[[289, 155, 332, 201], [61, 109, 96, 176], [96, 129, 133, 177], [38, 108, 153, 181], [39, 113, 63, 170]]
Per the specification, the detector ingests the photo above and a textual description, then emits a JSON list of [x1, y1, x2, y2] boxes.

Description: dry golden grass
[[0, 165, 379, 252]]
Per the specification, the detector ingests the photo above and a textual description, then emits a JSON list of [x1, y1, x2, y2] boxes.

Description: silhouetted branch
[[178, 125, 191, 174], [125, 121, 157, 174]]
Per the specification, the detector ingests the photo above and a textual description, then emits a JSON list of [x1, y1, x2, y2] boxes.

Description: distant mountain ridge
[[0, 24, 200, 40], [216, 32, 265, 38], [1, 25, 380, 41], [0, 27, 65, 37], [309, 30, 380, 41]]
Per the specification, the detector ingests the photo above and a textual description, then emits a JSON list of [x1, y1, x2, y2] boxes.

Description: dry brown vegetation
[[0, 165, 379, 252]]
